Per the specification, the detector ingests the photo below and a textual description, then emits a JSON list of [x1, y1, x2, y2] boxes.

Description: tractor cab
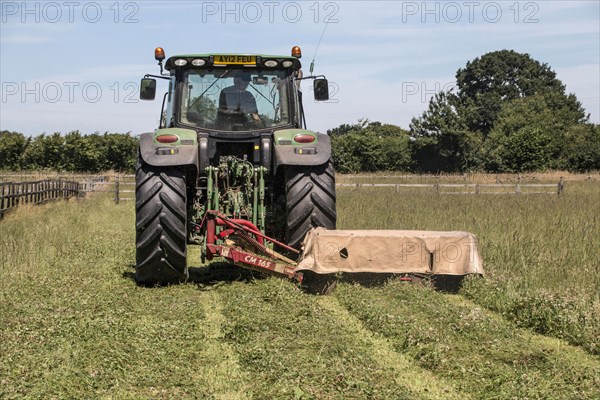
[[140, 47, 329, 133]]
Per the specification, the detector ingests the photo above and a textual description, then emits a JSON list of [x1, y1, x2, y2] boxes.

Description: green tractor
[[136, 46, 336, 285]]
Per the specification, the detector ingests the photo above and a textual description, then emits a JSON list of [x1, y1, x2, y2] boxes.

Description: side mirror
[[313, 78, 329, 101], [140, 78, 157, 100]]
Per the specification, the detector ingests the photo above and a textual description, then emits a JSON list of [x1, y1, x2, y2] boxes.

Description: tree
[[0, 131, 28, 170], [455, 50, 587, 135], [410, 92, 483, 172], [483, 93, 591, 172], [330, 120, 411, 173], [327, 118, 372, 137], [410, 50, 590, 172], [79, 133, 106, 172], [6, 131, 139, 172], [103, 132, 138, 172], [63, 131, 85, 171], [21, 132, 70, 170], [562, 124, 600, 172]]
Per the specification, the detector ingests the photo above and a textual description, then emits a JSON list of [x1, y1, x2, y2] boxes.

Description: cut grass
[[219, 278, 465, 399], [0, 196, 251, 399], [335, 281, 600, 400]]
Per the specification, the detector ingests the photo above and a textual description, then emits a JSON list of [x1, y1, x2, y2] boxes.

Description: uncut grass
[[337, 183, 600, 354], [0, 196, 250, 399], [336, 281, 600, 400], [218, 278, 465, 400], [337, 171, 600, 185]]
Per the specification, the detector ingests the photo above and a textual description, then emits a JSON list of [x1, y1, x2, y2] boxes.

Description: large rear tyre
[[135, 161, 188, 285], [285, 161, 336, 249]]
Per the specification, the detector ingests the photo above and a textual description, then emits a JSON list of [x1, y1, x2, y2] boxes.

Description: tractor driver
[[218, 72, 261, 128]]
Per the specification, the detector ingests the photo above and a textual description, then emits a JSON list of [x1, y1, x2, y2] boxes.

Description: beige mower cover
[[296, 228, 484, 276]]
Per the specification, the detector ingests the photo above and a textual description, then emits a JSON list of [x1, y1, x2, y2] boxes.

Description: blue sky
[[1, 0, 599, 136]]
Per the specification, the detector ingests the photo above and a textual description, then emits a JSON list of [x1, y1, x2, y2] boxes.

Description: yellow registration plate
[[213, 55, 256, 65]]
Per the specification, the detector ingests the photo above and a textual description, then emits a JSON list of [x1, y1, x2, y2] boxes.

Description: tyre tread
[[135, 162, 188, 285], [285, 161, 336, 249]]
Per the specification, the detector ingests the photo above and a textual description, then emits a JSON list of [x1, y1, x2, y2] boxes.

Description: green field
[[1, 177, 599, 399]]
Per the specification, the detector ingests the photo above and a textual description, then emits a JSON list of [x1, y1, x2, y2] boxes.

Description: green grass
[[1, 177, 600, 398], [335, 282, 600, 400], [337, 181, 600, 354]]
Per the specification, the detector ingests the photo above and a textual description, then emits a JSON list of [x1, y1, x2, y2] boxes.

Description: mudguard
[[139, 128, 199, 171], [273, 129, 331, 171]]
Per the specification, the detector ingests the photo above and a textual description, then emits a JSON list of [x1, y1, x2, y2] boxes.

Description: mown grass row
[[335, 281, 600, 399], [218, 278, 465, 400], [336, 181, 600, 354]]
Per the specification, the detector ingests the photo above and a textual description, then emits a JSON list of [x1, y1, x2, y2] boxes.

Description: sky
[[1, 0, 599, 136]]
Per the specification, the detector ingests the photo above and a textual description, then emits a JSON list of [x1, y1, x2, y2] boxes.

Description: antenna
[[310, 21, 329, 76]]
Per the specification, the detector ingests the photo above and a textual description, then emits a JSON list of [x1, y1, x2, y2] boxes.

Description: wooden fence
[[74, 175, 136, 204], [0, 174, 567, 219], [0, 179, 81, 218], [0, 175, 139, 218], [113, 175, 136, 204], [336, 180, 565, 195]]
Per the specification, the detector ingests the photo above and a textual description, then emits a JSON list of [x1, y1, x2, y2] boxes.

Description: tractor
[[136, 46, 336, 285], [136, 46, 484, 290]]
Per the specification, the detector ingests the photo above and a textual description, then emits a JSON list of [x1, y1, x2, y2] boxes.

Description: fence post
[[115, 175, 120, 204], [435, 184, 440, 195], [475, 184, 480, 195], [557, 177, 564, 196], [515, 184, 521, 195]]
